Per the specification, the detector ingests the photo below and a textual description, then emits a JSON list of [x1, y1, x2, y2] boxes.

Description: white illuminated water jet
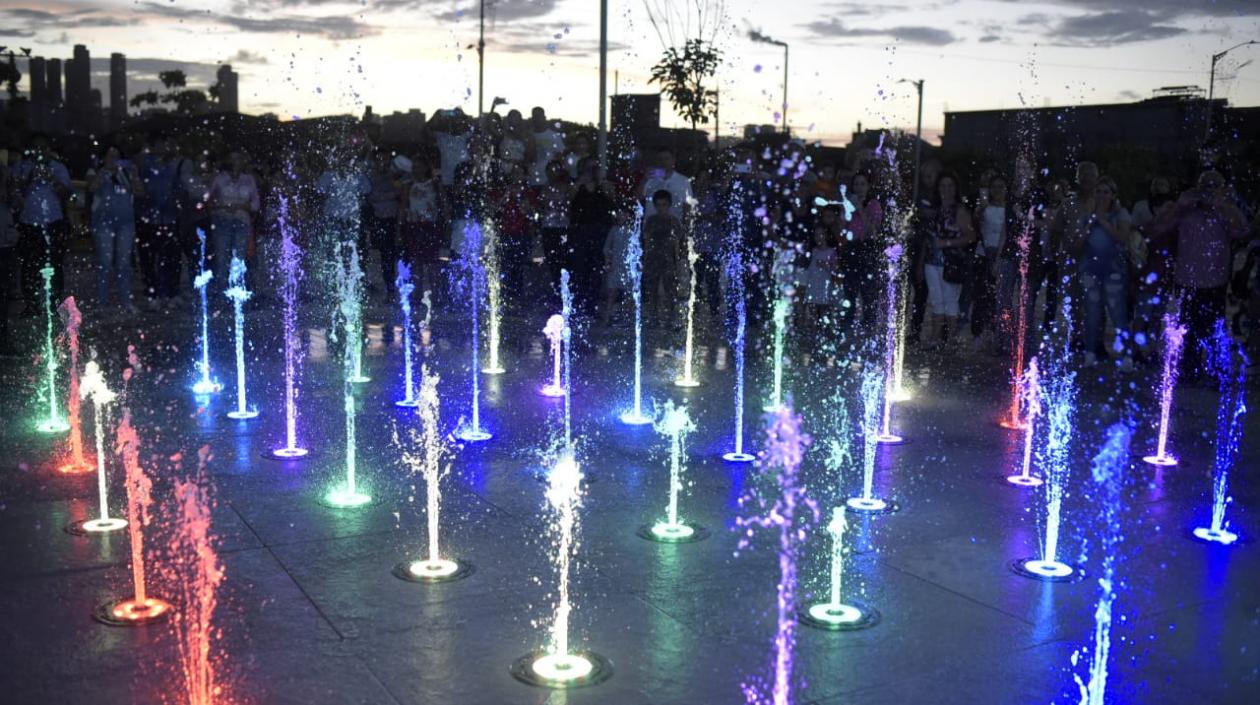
[[76, 361, 127, 533], [1013, 358, 1078, 580], [325, 242, 372, 508], [877, 244, 906, 444], [191, 228, 220, 395], [559, 270, 575, 452], [846, 367, 893, 513], [620, 204, 651, 425], [1143, 312, 1187, 467], [644, 401, 702, 541], [764, 296, 789, 412], [455, 221, 492, 442], [394, 261, 420, 408], [674, 230, 701, 388], [723, 199, 753, 462], [541, 314, 565, 398], [1006, 358, 1044, 487], [269, 198, 308, 459], [800, 508, 878, 629], [224, 258, 258, 420], [483, 219, 506, 375]]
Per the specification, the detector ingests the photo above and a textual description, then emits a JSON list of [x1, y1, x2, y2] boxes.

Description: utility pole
[[782, 43, 789, 135], [1205, 40, 1257, 142], [598, 0, 608, 178], [477, 0, 486, 115], [900, 79, 925, 208]]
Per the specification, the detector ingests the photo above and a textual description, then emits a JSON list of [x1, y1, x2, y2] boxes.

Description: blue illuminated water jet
[[224, 257, 258, 420], [454, 221, 492, 443], [394, 260, 419, 408], [1191, 321, 1248, 546], [620, 204, 652, 425], [723, 197, 754, 462], [190, 227, 220, 396]]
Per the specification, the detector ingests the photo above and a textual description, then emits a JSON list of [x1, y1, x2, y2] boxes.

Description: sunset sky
[[2, 0, 1258, 145]]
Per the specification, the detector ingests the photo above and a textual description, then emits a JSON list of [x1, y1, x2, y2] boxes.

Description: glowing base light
[[875, 433, 905, 445], [540, 384, 566, 398], [394, 398, 420, 408], [1005, 474, 1044, 487], [456, 428, 493, 443], [1011, 557, 1079, 582], [673, 377, 701, 389], [845, 497, 895, 514], [1142, 454, 1179, 467], [36, 417, 70, 434], [322, 488, 373, 508], [1191, 527, 1239, 546], [348, 374, 372, 384], [762, 403, 784, 413], [226, 409, 259, 420], [619, 411, 653, 426], [266, 447, 309, 460], [722, 451, 755, 463], [889, 387, 912, 403], [57, 460, 95, 475], [799, 601, 881, 631], [998, 418, 1027, 431], [482, 366, 506, 375], [392, 558, 475, 583], [510, 651, 613, 689], [191, 380, 222, 395], [637, 522, 709, 544], [94, 597, 172, 626], [67, 517, 130, 535]]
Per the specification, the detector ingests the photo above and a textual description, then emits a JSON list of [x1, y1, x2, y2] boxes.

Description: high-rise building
[[216, 64, 239, 113], [109, 52, 127, 130], [27, 57, 47, 130], [46, 58, 62, 105], [65, 44, 93, 134]]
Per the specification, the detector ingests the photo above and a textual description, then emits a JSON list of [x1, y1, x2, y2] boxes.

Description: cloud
[[435, 0, 561, 23], [134, 1, 376, 40], [803, 18, 958, 46], [1020, 1, 1260, 19], [1047, 10, 1188, 45], [228, 49, 270, 65], [0, 6, 128, 29], [978, 34, 1001, 43], [0, 28, 35, 38]]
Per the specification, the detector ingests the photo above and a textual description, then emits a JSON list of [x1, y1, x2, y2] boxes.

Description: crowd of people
[[2, 105, 1258, 378]]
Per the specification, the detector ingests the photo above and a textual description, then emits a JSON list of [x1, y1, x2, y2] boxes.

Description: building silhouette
[[109, 52, 126, 130], [216, 64, 238, 113], [64, 44, 93, 134], [27, 56, 46, 130]]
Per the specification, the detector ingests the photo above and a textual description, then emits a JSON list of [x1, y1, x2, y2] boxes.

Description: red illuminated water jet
[[999, 215, 1034, 431], [56, 297, 94, 475]]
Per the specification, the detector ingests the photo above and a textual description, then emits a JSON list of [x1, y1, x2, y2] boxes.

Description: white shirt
[[530, 128, 566, 186], [980, 205, 1005, 250], [434, 132, 470, 186], [642, 170, 692, 219]]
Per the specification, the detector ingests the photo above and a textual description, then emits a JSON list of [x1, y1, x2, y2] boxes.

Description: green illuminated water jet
[[800, 508, 878, 629], [36, 265, 68, 433], [325, 242, 372, 508], [764, 297, 789, 412], [641, 401, 704, 542]]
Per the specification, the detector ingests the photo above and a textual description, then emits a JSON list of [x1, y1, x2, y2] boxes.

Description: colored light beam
[[454, 221, 492, 442], [35, 263, 68, 433], [878, 244, 906, 444], [1000, 212, 1035, 430], [643, 401, 704, 542], [541, 314, 565, 398], [326, 242, 372, 508], [723, 195, 753, 462], [483, 219, 506, 375], [846, 366, 895, 513]]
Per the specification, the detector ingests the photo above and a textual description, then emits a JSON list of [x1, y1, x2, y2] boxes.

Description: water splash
[[1070, 423, 1131, 705], [271, 199, 307, 458], [846, 367, 892, 512], [1143, 312, 1187, 466], [56, 297, 93, 473], [326, 242, 372, 507], [878, 244, 905, 443], [621, 204, 651, 425], [35, 263, 68, 433], [675, 230, 701, 387], [78, 361, 126, 533], [399, 370, 466, 580], [737, 404, 817, 705], [1000, 213, 1036, 430], [483, 219, 506, 374], [723, 197, 753, 461], [800, 507, 872, 628], [647, 401, 699, 540], [223, 258, 257, 420], [764, 295, 790, 412], [394, 260, 419, 407], [541, 314, 565, 398], [1006, 358, 1044, 487], [1016, 356, 1078, 579], [1192, 321, 1249, 545], [191, 228, 220, 395], [165, 447, 229, 705], [560, 270, 574, 453], [454, 221, 492, 442]]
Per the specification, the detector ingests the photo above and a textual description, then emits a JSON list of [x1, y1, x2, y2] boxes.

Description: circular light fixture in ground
[[722, 451, 755, 463], [392, 558, 475, 583], [1191, 526, 1239, 546], [1005, 474, 1043, 487], [1010, 557, 1081, 582], [510, 650, 613, 689], [619, 411, 653, 426], [845, 497, 897, 514], [66, 517, 130, 535], [320, 488, 373, 509], [637, 522, 709, 544], [799, 601, 881, 631], [94, 597, 172, 626], [226, 409, 259, 420], [265, 446, 310, 461], [1142, 454, 1178, 467]]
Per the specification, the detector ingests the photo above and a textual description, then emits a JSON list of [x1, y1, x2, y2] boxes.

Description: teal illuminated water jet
[[846, 367, 893, 513], [394, 260, 420, 408], [191, 227, 220, 395], [35, 264, 68, 433], [325, 242, 372, 508], [764, 296, 789, 412], [224, 257, 258, 420], [620, 204, 651, 425], [800, 508, 878, 629], [642, 401, 704, 542]]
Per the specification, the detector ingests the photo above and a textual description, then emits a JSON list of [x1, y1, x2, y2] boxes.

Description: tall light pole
[[749, 29, 789, 135], [477, 0, 486, 115], [899, 78, 925, 208], [1205, 39, 1257, 142], [598, 0, 608, 178]]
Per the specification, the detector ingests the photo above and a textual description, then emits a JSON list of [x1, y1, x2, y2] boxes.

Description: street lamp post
[[477, 0, 486, 115], [899, 78, 925, 208], [749, 30, 789, 135], [1205, 40, 1257, 142], [598, 0, 608, 178]]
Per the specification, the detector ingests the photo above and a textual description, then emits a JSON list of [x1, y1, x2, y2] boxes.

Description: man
[[11, 135, 71, 313], [365, 152, 403, 303], [909, 156, 942, 340], [137, 136, 184, 308], [641, 147, 692, 220], [1050, 160, 1100, 350], [528, 107, 566, 188], [1153, 170, 1251, 375]]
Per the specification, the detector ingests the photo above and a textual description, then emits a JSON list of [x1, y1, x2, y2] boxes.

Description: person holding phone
[[86, 145, 144, 314], [11, 135, 72, 314]]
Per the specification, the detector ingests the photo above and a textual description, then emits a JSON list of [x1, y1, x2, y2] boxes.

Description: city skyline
[[2, 0, 1259, 144]]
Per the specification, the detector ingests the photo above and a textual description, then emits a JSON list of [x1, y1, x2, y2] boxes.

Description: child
[[601, 204, 635, 326], [799, 221, 839, 349], [642, 189, 681, 330]]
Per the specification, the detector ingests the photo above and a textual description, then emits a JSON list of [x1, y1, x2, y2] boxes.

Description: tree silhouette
[[649, 38, 721, 132]]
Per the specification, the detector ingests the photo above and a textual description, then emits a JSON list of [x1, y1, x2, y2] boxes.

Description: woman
[[87, 146, 144, 313], [918, 172, 976, 347], [398, 157, 443, 294], [1071, 176, 1133, 367], [537, 160, 573, 287], [207, 151, 260, 291], [971, 173, 1008, 340], [842, 171, 884, 332]]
